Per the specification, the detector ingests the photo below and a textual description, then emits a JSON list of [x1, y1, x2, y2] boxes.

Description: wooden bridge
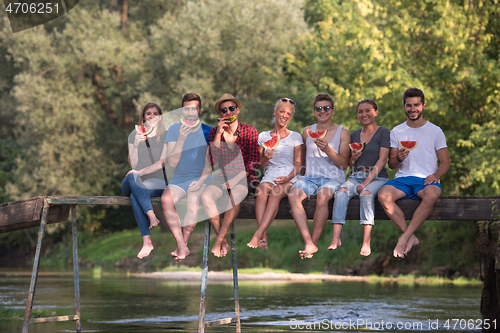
[[1, 195, 499, 333]]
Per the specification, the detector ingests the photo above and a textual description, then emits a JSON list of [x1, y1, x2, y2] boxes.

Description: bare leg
[[248, 183, 273, 248], [395, 185, 441, 256], [182, 185, 206, 244], [137, 235, 154, 259], [213, 184, 248, 257], [311, 188, 335, 245], [248, 183, 291, 249], [327, 224, 343, 250], [288, 187, 318, 259], [161, 186, 190, 262], [360, 224, 372, 256]]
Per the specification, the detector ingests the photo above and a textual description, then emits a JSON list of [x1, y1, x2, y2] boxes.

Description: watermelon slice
[[262, 134, 280, 150], [399, 140, 418, 151], [135, 125, 154, 136], [180, 119, 200, 128], [349, 142, 366, 153], [218, 115, 237, 123], [307, 129, 327, 141]]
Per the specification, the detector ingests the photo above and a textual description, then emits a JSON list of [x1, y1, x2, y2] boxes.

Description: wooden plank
[[1, 195, 498, 234], [0, 197, 70, 233], [29, 315, 79, 324], [236, 196, 500, 221]]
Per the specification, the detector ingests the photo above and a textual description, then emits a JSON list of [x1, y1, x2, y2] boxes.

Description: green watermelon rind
[[135, 125, 154, 136], [180, 119, 200, 128], [399, 140, 418, 151], [218, 115, 237, 123], [349, 142, 366, 152], [306, 129, 327, 141], [262, 134, 281, 150]]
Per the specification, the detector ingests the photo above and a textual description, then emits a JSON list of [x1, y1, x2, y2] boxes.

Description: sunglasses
[[220, 105, 237, 114], [280, 98, 296, 105], [314, 105, 332, 112]]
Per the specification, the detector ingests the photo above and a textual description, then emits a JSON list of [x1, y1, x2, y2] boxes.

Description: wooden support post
[[198, 220, 241, 332], [198, 220, 210, 333], [71, 206, 81, 333], [23, 200, 49, 333]]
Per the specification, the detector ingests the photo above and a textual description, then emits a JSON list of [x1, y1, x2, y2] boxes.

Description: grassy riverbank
[[32, 219, 480, 279]]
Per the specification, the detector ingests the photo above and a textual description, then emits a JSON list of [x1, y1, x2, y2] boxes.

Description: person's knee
[[377, 187, 392, 204], [421, 186, 441, 203], [335, 188, 349, 198], [360, 190, 371, 197]]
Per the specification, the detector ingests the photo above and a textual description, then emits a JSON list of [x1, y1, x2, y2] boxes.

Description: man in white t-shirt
[[378, 88, 450, 258]]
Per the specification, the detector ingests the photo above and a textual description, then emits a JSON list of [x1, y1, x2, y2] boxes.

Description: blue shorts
[[291, 176, 343, 197], [169, 175, 212, 195], [384, 176, 442, 200]]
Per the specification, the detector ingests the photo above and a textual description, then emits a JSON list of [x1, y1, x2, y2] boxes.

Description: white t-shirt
[[390, 121, 447, 179], [258, 130, 303, 168]]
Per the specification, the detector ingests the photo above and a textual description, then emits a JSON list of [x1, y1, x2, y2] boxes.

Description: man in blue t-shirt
[[161, 93, 212, 262]]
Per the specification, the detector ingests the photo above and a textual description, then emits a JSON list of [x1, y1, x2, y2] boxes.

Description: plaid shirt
[[208, 122, 259, 184]]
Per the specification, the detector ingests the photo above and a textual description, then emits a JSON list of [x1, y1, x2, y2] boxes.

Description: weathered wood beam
[[1, 196, 499, 234]]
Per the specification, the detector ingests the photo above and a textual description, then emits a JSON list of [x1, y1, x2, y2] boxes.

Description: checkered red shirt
[[208, 122, 259, 184]]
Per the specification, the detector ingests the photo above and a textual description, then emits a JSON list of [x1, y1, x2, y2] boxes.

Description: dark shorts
[[384, 176, 442, 200]]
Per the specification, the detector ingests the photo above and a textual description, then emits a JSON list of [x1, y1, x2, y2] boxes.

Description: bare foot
[[174, 247, 190, 262], [360, 243, 371, 256], [327, 239, 341, 250], [393, 234, 419, 258], [212, 238, 229, 258], [247, 235, 260, 249], [137, 243, 154, 259], [299, 244, 318, 259], [171, 248, 178, 258], [221, 239, 230, 256], [403, 235, 419, 255], [149, 217, 160, 230], [258, 239, 268, 250]]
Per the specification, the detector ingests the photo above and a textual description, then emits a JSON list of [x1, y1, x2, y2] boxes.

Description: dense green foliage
[[0, 0, 498, 269]]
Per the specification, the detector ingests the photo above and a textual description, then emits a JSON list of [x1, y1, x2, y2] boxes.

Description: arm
[[243, 127, 260, 177], [126, 143, 168, 177], [319, 128, 350, 169], [300, 127, 309, 175], [388, 147, 409, 170], [128, 132, 146, 168], [273, 144, 304, 185], [357, 147, 390, 192], [425, 147, 450, 184], [166, 125, 192, 168]]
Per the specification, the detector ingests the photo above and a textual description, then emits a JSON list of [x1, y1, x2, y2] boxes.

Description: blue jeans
[[331, 171, 388, 225], [291, 176, 343, 197], [121, 174, 166, 236]]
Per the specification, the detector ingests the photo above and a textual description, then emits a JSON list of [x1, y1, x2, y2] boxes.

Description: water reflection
[[0, 270, 482, 332]]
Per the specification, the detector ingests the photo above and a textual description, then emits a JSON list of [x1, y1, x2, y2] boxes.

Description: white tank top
[[305, 124, 346, 181]]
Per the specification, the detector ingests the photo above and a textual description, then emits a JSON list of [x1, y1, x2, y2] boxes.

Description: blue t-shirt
[[165, 123, 212, 182]]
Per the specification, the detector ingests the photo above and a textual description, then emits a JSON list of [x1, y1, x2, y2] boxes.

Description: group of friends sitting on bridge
[[122, 88, 450, 263]]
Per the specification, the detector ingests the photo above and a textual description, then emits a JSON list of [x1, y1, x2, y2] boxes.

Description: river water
[[0, 270, 485, 332]]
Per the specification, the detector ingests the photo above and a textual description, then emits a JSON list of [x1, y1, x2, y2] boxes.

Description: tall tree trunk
[[119, 0, 128, 32]]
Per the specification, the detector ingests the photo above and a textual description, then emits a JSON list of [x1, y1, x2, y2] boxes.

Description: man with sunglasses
[[287, 93, 351, 259], [201, 93, 259, 257]]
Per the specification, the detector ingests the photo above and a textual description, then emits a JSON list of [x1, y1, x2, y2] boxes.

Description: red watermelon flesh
[[262, 134, 280, 150], [135, 125, 154, 136], [399, 140, 418, 151], [349, 142, 366, 152], [307, 129, 327, 141], [181, 119, 200, 128]]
